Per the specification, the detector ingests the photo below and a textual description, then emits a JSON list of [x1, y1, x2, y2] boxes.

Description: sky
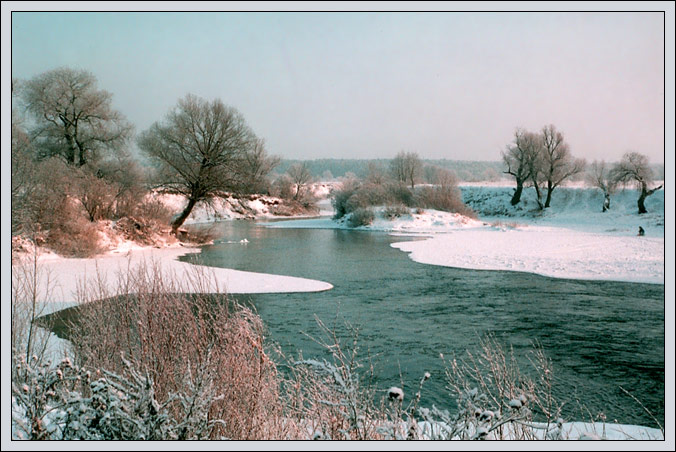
[[9, 10, 667, 162]]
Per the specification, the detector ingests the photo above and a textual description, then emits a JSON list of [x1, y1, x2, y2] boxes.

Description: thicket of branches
[[331, 161, 475, 226]]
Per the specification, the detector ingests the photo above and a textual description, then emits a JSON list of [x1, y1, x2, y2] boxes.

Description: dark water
[[180, 220, 664, 427]]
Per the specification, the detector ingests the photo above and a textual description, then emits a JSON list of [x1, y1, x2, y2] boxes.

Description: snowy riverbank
[[13, 244, 333, 307]]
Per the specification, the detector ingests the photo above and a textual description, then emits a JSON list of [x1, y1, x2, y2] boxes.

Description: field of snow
[[265, 185, 665, 284]]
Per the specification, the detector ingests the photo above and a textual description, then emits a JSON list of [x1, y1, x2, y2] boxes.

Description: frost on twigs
[[11, 353, 225, 440]]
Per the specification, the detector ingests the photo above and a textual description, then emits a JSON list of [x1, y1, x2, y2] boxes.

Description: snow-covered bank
[[15, 245, 333, 305], [157, 186, 331, 224], [391, 226, 664, 284]]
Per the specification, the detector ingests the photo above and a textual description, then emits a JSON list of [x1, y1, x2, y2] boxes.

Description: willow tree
[[611, 152, 663, 214], [539, 125, 586, 208], [502, 128, 540, 206], [138, 95, 256, 233], [22, 67, 131, 166]]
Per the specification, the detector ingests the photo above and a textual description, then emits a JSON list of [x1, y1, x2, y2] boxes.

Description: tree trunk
[[510, 180, 524, 206], [532, 180, 544, 209], [65, 133, 76, 165], [171, 196, 198, 233], [544, 181, 554, 208], [637, 188, 648, 214], [638, 183, 663, 214]]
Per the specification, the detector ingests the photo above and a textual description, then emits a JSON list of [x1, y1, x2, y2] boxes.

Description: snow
[[14, 245, 333, 306], [391, 226, 663, 284], [158, 193, 285, 223], [416, 420, 664, 440]]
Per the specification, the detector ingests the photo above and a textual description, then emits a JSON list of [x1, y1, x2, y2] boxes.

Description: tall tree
[[502, 128, 540, 206], [22, 68, 131, 166], [390, 151, 422, 189], [539, 125, 586, 208], [610, 152, 663, 214], [138, 94, 257, 233]]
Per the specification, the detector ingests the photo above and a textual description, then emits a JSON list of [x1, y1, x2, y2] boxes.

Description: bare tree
[[390, 151, 422, 189], [587, 160, 617, 212], [22, 68, 132, 166], [366, 161, 387, 185], [238, 139, 280, 194], [610, 152, 663, 214], [502, 128, 540, 206], [138, 94, 257, 233], [539, 125, 586, 208], [287, 162, 313, 201]]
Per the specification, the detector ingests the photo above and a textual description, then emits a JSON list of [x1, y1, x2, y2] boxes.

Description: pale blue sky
[[11, 12, 665, 161]]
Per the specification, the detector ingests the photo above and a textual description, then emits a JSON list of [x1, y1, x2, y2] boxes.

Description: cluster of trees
[[502, 125, 586, 209], [11, 67, 286, 252], [501, 125, 662, 214], [587, 153, 663, 214], [332, 151, 475, 226]]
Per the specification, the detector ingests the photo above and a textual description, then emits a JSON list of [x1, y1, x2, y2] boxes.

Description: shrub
[[44, 208, 103, 258], [72, 167, 117, 222], [386, 182, 415, 207], [271, 174, 295, 200], [416, 185, 476, 218], [348, 207, 375, 227], [332, 179, 360, 219], [333, 181, 415, 219], [383, 204, 409, 220]]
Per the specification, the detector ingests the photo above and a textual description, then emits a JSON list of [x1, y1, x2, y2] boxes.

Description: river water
[[178, 220, 664, 427]]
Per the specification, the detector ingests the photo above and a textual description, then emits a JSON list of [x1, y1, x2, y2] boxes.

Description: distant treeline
[[273, 159, 664, 183], [273, 159, 507, 182]]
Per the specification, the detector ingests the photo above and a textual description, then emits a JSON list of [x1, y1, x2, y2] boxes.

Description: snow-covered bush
[[12, 355, 224, 440], [287, 318, 383, 440]]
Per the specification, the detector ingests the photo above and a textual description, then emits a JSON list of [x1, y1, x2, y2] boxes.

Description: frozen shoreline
[[391, 226, 664, 285], [15, 244, 333, 306]]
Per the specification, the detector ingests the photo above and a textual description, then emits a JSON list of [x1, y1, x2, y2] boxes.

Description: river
[[180, 219, 664, 427]]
